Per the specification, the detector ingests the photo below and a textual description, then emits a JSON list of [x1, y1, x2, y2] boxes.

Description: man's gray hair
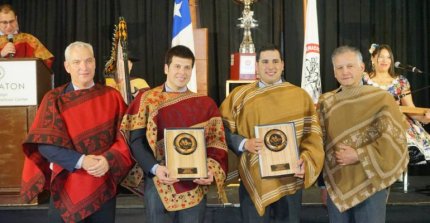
[[331, 45, 363, 64], [64, 41, 94, 61]]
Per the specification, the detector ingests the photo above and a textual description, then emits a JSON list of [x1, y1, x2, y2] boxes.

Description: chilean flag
[[172, 0, 197, 92]]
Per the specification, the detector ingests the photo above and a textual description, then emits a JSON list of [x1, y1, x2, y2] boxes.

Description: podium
[[0, 58, 51, 205]]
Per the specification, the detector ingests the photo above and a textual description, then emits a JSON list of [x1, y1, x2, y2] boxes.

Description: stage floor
[[1, 176, 429, 223]]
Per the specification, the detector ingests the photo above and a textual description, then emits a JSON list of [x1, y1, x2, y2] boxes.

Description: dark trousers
[[327, 189, 388, 223], [48, 196, 116, 223], [239, 182, 302, 223], [144, 176, 207, 223]]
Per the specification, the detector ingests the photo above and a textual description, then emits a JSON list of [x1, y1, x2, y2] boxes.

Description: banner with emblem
[[301, 0, 321, 104]]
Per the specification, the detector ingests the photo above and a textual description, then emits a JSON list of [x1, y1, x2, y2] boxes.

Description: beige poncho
[[220, 81, 324, 216], [317, 85, 409, 212]]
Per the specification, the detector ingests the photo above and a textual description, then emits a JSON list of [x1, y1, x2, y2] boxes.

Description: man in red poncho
[[20, 41, 133, 223], [121, 45, 228, 223]]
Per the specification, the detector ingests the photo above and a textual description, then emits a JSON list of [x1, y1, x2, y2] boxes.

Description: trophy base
[[230, 53, 257, 80]]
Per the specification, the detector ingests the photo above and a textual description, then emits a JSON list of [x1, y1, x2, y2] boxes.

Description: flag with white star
[[172, 0, 197, 92]]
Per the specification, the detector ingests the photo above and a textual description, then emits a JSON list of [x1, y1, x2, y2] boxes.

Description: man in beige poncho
[[317, 46, 409, 223], [220, 44, 324, 222]]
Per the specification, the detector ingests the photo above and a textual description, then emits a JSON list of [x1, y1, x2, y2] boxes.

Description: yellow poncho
[[220, 81, 324, 216]]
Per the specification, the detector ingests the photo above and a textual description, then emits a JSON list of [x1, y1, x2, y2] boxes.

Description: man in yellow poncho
[[220, 44, 324, 222]]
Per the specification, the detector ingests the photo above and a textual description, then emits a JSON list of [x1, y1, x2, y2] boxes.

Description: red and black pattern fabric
[[21, 83, 133, 223]]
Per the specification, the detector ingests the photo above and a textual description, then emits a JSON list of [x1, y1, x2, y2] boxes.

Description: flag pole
[[303, 0, 307, 30]]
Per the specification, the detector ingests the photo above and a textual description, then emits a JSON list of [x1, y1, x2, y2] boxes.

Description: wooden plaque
[[164, 128, 207, 179], [255, 123, 299, 178]]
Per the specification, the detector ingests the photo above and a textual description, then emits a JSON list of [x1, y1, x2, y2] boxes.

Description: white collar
[[258, 79, 283, 88]]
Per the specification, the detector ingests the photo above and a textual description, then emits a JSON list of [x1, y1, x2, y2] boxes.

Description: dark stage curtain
[[200, 0, 430, 107], [4, 0, 430, 108], [5, 0, 173, 88]]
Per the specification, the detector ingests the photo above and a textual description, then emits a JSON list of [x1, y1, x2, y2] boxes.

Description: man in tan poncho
[[317, 46, 409, 223], [220, 44, 324, 222]]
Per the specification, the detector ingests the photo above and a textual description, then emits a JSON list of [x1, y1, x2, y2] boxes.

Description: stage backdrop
[[5, 0, 430, 108]]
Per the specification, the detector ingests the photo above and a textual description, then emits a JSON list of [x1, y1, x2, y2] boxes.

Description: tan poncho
[[317, 85, 409, 212], [220, 81, 324, 216], [121, 85, 228, 211]]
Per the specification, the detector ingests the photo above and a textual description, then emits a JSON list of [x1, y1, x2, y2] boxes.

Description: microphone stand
[[395, 70, 430, 101]]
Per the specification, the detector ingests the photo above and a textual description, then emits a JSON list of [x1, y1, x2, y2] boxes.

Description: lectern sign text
[[0, 61, 37, 106]]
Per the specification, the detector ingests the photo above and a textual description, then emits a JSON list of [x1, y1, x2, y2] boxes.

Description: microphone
[[394, 61, 423, 73], [7, 34, 14, 58]]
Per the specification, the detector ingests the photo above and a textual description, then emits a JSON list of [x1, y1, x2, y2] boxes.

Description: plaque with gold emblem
[[164, 128, 207, 179], [255, 123, 299, 177]]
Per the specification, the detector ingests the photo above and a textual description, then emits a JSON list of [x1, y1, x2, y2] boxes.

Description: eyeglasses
[[0, 19, 16, 26]]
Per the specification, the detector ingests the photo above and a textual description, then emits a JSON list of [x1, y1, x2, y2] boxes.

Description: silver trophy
[[236, 0, 258, 53]]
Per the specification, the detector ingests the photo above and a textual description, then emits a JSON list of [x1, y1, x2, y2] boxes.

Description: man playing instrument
[[105, 50, 150, 97], [220, 44, 324, 222], [20, 41, 134, 223], [121, 45, 228, 223], [317, 46, 409, 223]]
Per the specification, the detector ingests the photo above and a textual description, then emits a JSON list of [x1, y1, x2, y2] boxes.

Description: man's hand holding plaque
[[155, 165, 179, 185], [244, 138, 264, 154], [193, 169, 214, 185]]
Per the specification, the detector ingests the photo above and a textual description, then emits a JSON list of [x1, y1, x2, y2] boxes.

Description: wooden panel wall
[[194, 28, 209, 95]]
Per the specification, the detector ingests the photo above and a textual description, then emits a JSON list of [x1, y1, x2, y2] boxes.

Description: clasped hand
[[82, 155, 110, 177], [335, 143, 359, 165]]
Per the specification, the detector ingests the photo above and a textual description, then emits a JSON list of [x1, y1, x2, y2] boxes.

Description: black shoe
[[408, 146, 426, 165]]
